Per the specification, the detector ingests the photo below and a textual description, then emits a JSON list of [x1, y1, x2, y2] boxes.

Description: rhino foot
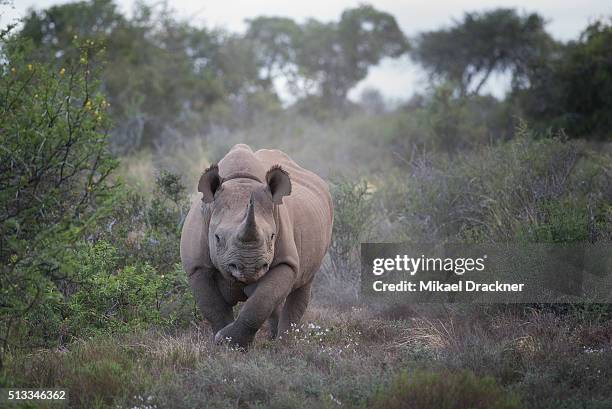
[[214, 321, 256, 348]]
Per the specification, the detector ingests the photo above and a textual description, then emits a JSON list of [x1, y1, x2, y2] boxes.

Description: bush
[[368, 370, 520, 409], [0, 35, 116, 365], [380, 125, 611, 243], [64, 241, 191, 338], [318, 177, 373, 300], [1, 187, 193, 355], [99, 169, 191, 273], [0, 33, 194, 364]]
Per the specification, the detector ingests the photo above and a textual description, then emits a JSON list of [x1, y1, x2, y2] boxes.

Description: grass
[[369, 370, 520, 409], [3, 303, 612, 409]]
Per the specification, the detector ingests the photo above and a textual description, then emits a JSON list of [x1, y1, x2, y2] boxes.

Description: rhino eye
[[270, 233, 275, 240], [215, 234, 221, 244]]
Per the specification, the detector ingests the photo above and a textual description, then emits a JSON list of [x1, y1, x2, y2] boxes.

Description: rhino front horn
[[238, 193, 259, 243]]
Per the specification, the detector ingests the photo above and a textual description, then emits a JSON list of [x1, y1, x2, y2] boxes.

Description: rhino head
[[198, 164, 291, 284]]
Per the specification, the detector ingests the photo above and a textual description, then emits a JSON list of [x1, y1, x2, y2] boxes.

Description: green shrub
[[379, 125, 611, 243], [368, 370, 520, 409], [0, 35, 116, 364], [318, 177, 373, 299], [92, 171, 189, 274], [64, 241, 191, 338], [516, 199, 589, 243], [0, 33, 193, 362]]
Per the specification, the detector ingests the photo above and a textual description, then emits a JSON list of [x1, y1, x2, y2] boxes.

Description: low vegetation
[[3, 305, 612, 408]]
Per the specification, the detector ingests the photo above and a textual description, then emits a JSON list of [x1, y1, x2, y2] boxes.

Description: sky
[[2, 0, 610, 102]]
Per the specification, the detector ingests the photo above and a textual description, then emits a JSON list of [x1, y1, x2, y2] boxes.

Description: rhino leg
[[242, 283, 281, 339], [189, 268, 234, 333], [278, 281, 312, 337], [267, 304, 282, 339], [214, 264, 295, 348]]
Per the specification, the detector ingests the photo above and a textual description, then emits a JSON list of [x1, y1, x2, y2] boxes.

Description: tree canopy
[[12, 1, 612, 141], [18, 2, 409, 147], [247, 5, 409, 106], [412, 9, 554, 96], [516, 20, 612, 139]]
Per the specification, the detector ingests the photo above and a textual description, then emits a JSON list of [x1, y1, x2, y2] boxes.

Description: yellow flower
[[10, 67, 16, 74], [27, 64, 33, 71], [84, 100, 92, 110], [59, 67, 66, 76], [80, 57, 86, 64]]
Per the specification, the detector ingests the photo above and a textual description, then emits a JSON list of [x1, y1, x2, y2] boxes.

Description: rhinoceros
[[180, 144, 333, 347]]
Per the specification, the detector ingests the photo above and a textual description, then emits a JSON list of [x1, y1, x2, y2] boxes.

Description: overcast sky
[[2, 1, 610, 101]]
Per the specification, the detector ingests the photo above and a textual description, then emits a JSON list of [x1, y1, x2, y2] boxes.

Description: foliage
[[64, 241, 190, 338], [14, 2, 612, 143], [248, 5, 409, 109], [369, 370, 520, 409], [380, 126, 611, 243], [413, 8, 554, 97], [246, 16, 302, 88], [0, 34, 116, 366], [140, 170, 190, 271], [0, 29, 193, 366], [319, 178, 373, 299], [517, 20, 612, 139], [5, 305, 610, 408], [19, 0, 268, 149], [18, 1, 409, 148], [423, 84, 510, 152]]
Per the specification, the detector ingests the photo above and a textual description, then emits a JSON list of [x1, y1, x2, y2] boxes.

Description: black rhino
[[180, 144, 333, 347]]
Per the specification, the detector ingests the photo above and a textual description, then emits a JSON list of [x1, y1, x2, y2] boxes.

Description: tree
[[303, 5, 409, 107], [412, 8, 554, 96], [516, 20, 612, 140], [18, 1, 253, 149], [246, 16, 302, 89], [247, 5, 409, 109], [20, 0, 123, 54]]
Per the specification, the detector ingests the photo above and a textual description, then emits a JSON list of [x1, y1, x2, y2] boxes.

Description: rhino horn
[[238, 193, 259, 243]]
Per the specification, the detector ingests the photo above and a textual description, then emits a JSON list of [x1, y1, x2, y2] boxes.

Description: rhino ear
[[266, 165, 291, 204], [198, 164, 222, 203]]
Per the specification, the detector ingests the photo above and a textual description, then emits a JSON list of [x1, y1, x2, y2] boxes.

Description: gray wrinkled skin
[[209, 187, 275, 285], [180, 144, 333, 348]]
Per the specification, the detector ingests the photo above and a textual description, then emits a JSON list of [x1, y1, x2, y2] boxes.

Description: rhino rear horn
[[198, 164, 222, 203], [238, 193, 259, 243]]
